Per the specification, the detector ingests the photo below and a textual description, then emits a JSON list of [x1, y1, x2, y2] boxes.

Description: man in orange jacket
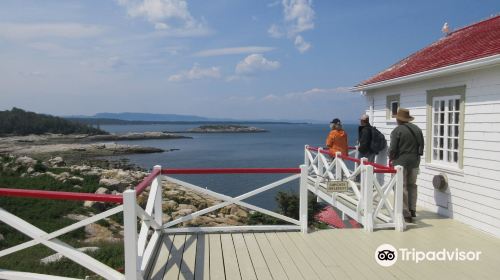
[[326, 118, 348, 156]]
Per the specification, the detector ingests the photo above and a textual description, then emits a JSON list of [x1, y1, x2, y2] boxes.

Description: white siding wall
[[367, 64, 500, 238]]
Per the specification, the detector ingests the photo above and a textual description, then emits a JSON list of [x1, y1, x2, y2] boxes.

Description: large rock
[[55, 172, 71, 182], [48, 157, 65, 167], [15, 156, 36, 167], [99, 178, 122, 188], [163, 200, 178, 211], [84, 224, 119, 243], [40, 247, 99, 264], [177, 204, 197, 212], [95, 187, 110, 194]]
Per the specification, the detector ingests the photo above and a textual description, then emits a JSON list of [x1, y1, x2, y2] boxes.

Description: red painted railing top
[[162, 168, 301, 175], [0, 188, 123, 203], [135, 168, 161, 195], [306, 145, 396, 173]]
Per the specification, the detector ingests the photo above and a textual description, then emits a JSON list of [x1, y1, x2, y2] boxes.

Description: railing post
[[335, 152, 342, 180], [317, 148, 324, 178], [123, 190, 140, 280], [394, 165, 405, 232], [304, 145, 309, 167], [354, 146, 359, 170], [361, 160, 374, 232], [299, 164, 308, 234], [153, 165, 163, 226]]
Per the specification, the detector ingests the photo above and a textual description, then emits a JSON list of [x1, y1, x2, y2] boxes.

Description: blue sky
[[0, 1, 498, 122]]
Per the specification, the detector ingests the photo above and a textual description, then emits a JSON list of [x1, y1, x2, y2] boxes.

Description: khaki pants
[[403, 168, 419, 218]]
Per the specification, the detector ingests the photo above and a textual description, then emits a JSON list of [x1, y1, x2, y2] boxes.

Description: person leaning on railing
[[389, 108, 424, 223], [326, 118, 348, 157], [357, 114, 376, 162]]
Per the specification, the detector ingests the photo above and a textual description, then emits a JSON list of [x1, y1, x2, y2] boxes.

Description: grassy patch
[[0, 169, 124, 278]]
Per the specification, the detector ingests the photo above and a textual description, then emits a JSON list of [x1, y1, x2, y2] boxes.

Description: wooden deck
[[147, 210, 500, 280]]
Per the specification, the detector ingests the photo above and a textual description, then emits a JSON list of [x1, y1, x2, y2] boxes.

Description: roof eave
[[350, 54, 500, 92]]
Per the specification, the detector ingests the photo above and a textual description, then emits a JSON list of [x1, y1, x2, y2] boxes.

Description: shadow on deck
[[146, 209, 500, 280]]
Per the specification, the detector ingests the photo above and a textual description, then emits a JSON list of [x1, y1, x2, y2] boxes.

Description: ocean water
[[101, 123, 358, 210]]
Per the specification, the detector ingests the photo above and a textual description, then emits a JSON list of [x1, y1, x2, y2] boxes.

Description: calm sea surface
[[101, 123, 358, 210]]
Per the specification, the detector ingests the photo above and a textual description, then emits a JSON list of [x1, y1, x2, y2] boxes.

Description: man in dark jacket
[[389, 108, 424, 223], [357, 114, 375, 162]]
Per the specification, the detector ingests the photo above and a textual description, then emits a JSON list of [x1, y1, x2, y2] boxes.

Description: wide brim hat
[[396, 108, 414, 122]]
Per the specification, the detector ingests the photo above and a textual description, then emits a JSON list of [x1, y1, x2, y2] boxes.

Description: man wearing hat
[[389, 108, 424, 223], [326, 118, 348, 156]]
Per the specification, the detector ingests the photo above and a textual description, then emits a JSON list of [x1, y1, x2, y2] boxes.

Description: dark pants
[[403, 168, 419, 218]]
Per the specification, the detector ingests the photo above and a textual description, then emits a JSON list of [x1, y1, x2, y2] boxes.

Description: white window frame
[[430, 95, 461, 167]]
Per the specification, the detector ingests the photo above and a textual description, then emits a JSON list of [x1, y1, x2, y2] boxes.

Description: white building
[[352, 15, 500, 237]]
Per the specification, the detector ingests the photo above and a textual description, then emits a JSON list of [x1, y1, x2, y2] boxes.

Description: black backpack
[[370, 126, 387, 154]]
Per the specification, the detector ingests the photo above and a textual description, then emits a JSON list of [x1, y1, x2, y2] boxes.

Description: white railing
[[0, 147, 404, 280], [0, 166, 164, 280], [159, 166, 308, 234], [304, 146, 405, 232], [0, 164, 310, 280]]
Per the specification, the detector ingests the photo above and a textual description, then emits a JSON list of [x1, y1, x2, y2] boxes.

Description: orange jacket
[[326, 129, 348, 156]]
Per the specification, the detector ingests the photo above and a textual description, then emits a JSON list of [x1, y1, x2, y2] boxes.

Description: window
[[426, 86, 465, 168], [431, 96, 460, 164], [386, 94, 400, 120]]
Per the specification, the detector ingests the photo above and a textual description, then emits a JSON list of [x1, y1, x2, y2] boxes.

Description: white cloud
[[116, 0, 211, 36], [235, 54, 280, 75], [168, 64, 221, 82], [0, 23, 105, 40], [193, 46, 275, 57], [294, 35, 311, 53], [268, 0, 315, 53], [283, 0, 315, 36], [267, 24, 284, 38]]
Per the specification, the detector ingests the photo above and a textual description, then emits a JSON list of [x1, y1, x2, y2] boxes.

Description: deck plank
[[242, 234, 272, 280], [320, 229, 404, 280], [194, 234, 209, 280], [264, 232, 304, 280], [232, 234, 258, 280], [254, 233, 289, 280], [149, 234, 174, 280], [209, 234, 225, 280], [299, 230, 362, 279], [285, 232, 336, 280], [163, 234, 187, 280], [275, 232, 321, 280], [220, 234, 242, 280], [179, 234, 198, 280]]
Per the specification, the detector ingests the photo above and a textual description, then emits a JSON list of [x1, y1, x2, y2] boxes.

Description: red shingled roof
[[358, 15, 500, 87]]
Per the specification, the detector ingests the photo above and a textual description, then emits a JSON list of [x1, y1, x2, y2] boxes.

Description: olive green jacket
[[389, 123, 424, 169]]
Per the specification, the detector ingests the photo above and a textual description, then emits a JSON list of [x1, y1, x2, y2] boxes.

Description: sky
[[0, 1, 498, 122]]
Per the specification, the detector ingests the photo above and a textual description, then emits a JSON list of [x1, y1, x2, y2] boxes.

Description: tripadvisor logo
[[375, 244, 482, 267], [375, 244, 397, 267]]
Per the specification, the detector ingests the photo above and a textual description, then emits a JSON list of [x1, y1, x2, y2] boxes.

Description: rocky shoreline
[[187, 124, 267, 133], [0, 132, 189, 162], [2, 154, 252, 244]]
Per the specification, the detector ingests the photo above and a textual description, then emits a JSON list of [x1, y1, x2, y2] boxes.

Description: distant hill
[[66, 112, 311, 124], [93, 112, 215, 122], [0, 108, 107, 136]]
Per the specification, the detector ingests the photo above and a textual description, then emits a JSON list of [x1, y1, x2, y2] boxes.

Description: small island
[[188, 125, 267, 133]]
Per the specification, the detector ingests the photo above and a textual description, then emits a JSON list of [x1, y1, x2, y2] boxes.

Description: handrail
[[0, 187, 123, 203], [306, 145, 395, 173], [162, 168, 301, 175], [135, 168, 161, 195]]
